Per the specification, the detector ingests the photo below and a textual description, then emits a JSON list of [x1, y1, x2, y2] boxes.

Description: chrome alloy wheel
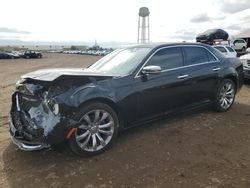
[[219, 82, 235, 109], [75, 109, 115, 152]]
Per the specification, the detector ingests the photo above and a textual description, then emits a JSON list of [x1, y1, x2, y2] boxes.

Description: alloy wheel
[[75, 109, 115, 152], [219, 82, 235, 109]]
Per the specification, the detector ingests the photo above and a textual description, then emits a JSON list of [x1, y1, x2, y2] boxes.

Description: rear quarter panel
[[222, 58, 244, 90]]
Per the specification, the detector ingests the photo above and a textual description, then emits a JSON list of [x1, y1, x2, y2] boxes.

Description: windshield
[[203, 29, 216, 35], [88, 47, 151, 76]]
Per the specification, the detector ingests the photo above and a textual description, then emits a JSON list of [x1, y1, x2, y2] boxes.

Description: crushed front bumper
[[8, 92, 53, 151], [9, 114, 50, 151], [9, 92, 79, 151]]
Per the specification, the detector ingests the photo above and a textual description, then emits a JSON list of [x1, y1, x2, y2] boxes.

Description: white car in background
[[213, 45, 237, 58], [232, 38, 247, 52], [240, 53, 250, 80]]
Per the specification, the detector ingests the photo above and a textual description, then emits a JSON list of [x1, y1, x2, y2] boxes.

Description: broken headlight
[[42, 91, 60, 115], [48, 99, 59, 115]]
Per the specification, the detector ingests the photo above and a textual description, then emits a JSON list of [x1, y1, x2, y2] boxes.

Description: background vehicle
[[213, 45, 237, 58], [247, 48, 250, 53], [22, 51, 42, 58], [11, 51, 23, 57], [9, 43, 243, 156], [196, 29, 229, 44], [240, 53, 250, 80], [0, 52, 19, 59], [232, 39, 247, 52]]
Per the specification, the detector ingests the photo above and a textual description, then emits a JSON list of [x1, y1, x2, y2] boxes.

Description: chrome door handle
[[177, 74, 189, 79], [213, 67, 221, 71]]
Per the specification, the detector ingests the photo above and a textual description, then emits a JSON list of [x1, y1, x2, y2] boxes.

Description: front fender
[[56, 83, 116, 108]]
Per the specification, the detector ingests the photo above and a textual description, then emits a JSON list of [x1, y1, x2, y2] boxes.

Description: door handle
[[177, 74, 189, 79], [212, 67, 221, 71]]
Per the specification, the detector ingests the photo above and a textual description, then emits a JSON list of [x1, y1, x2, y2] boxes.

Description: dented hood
[[21, 68, 114, 81]]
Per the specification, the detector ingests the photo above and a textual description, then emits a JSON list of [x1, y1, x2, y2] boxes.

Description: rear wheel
[[214, 79, 236, 112], [26, 55, 30, 59], [69, 102, 119, 156]]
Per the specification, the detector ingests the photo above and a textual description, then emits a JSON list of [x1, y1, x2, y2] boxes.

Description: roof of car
[[126, 42, 211, 49]]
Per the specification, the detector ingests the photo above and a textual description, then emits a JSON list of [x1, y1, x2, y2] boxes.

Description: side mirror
[[141, 65, 162, 75]]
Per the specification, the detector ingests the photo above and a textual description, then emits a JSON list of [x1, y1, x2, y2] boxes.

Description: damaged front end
[[9, 79, 77, 151]]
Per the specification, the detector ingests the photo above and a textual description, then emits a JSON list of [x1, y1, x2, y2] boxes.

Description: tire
[[242, 47, 246, 52], [26, 55, 30, 59], [214, 79, 236, 112], [69, 102, 119, 156]]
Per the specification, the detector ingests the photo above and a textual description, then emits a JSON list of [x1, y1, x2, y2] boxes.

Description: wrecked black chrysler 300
[[9, 43, 244, 156]]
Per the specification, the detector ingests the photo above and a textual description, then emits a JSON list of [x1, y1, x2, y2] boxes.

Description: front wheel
[[69, 102, 119, 156], [214, 79, 236, 112]]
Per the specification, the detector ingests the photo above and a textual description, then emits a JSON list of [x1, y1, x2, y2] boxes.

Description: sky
[[0, 0, 250, 45]]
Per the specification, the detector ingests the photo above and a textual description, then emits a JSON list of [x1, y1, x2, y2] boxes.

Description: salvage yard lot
[[1, 53, 250, 188]]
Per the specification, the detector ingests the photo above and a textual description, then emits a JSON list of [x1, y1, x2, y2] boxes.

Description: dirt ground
[[1, 53, 250, 188]]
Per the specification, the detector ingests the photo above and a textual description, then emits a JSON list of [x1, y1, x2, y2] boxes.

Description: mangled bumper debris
[[9, 92, 71, 151], [8, 80, 76, 151], [8, 68, 113, 151]]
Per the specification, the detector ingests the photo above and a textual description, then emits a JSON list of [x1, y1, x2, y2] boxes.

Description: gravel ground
[[0, 53, 250, 188]]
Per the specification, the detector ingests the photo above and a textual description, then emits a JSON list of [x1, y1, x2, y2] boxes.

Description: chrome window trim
[[160, 61, 218, 73], [134, 45, 219, 78]]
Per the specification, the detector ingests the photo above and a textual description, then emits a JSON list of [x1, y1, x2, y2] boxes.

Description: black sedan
[[196, 29, 229, 44], [0, 52, 19, 59], [9, 43, 244, 156]]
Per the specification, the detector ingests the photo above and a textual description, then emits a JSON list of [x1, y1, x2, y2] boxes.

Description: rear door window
[[207, 51, 217, 62], [183, 46, 210, 65]]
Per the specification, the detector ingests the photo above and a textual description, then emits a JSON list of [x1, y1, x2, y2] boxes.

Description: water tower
[[137, 7, 150, 44]]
